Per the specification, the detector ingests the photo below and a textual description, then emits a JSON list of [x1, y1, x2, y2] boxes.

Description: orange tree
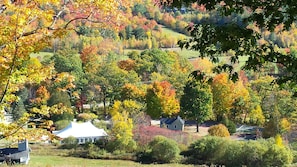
[[0, 0, 131, 141], [146, 81, 180, 119]]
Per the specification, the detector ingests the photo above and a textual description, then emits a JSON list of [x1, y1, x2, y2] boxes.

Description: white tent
[[53, 121, 108, 144]]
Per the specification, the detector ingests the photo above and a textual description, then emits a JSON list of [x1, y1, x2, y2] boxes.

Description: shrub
[[106, 138, 137, 153], [181, 136, 225, 165], [240, 140, 268, 167], [220, 140, 244, 166], [133, 125, 196, 146], [263, 144, 293, 167], [183, 137, 293, 167], [222, 118, 236, 134], [208, 124, 230, 137], [84, 143, 107, 159], [135, 145, 153, 164], [149, 136, 180, 163], [61, 136, 78, 149], [55, 119, 71, 130], [289, 141, 297, 163]]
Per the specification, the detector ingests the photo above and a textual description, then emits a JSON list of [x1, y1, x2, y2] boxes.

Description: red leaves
[[133, 125, 194, 146]]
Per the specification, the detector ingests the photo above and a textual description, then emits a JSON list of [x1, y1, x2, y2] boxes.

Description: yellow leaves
[[30, 86, 50, 105], [110, 100, 134, 143], [275, 134, 284, 148], [77, 113, 98, 121], [192, 58, 214, 74], [280, 118, 291, 134], [17, 57, 54, 85], [249, 105, 265, 126], [40, 120, 54, 129], [31, 105, 50, 116], [208, 124, 230, 137], [233, 80, 250, 102], [0, 0, 132, 142], [31, 103, 73, 117], [55, 72, 76, 91], [146, 81, 180, 118], [49, 103, 73, 115]]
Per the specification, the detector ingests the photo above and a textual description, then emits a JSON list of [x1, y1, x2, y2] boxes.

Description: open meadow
[[8, 144, 196, 167], [27, 155, 195, 167]]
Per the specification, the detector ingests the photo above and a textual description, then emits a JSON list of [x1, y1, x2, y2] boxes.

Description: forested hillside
[[1, 0, 297, 166]]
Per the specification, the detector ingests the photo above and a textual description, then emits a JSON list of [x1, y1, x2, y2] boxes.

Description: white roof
[[53, 121, 108, 138]]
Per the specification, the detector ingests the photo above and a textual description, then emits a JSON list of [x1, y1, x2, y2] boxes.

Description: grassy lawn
[[30, 52, 54, 58], [161, 26, 188, 39], [2, 143, 193, 167], [27, 155, 194, 167], [123, 48, 200, 60]]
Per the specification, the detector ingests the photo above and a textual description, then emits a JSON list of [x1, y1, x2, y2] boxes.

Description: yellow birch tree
[[0, 0, 131, 141]]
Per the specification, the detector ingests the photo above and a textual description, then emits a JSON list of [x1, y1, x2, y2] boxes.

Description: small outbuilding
[[53, 121, 108, 144], [0, 140, 30, 165], [160, 116, 185, 131]]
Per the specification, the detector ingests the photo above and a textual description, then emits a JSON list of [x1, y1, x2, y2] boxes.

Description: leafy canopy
[[157, 0, 297, 89], [0, 0, 130, 140]]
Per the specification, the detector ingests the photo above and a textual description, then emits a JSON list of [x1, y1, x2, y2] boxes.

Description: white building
[[53, 121, 108, 144]]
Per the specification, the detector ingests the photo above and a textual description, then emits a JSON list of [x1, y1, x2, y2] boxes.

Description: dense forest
[[1, 0, 297, 166]]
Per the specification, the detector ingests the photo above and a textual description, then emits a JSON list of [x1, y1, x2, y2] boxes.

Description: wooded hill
[[0, 0, 297, 166]]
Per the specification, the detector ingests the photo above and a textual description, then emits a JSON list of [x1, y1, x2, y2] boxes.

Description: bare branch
[[63, 12, 93, 29]]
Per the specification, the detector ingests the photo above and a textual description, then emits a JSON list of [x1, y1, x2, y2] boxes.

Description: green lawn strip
[[28, 155, 194, 167], [161, 26, 188, 39], [30, 52, 54, 59]]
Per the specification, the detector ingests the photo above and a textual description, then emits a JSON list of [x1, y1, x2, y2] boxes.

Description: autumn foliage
[[133, 125, 196, 146], [208, 124, 230, 137], [146, 81, 180, 119]]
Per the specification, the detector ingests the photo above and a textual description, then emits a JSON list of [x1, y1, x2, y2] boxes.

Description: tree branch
[[0, 11, 20, 104], [63, 12, 93, 29]]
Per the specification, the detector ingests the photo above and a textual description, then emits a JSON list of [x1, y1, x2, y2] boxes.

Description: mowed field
[[5, 142, 195, 167], [27, 155, 195, 167], [7, 123, 207, 167]]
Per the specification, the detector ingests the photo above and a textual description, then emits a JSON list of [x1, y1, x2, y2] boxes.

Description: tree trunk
[[196, 121, 200, 133]]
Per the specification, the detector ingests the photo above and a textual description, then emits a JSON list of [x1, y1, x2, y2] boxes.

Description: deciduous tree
[[109, 100, 136, 152], [157, 0, 297, 91], [211, 73, 234, 121], [0, 0, 130, 140], [146, 81, 180, 119], [180, 74, 213, 132]]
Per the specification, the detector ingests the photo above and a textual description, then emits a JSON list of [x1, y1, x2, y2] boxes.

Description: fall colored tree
[[191, 58, 214, 75], [230, 80, 251, 123], [146, 81, 180, 119], [80, 45, 101, 74], [165, 51, 193, 98], [208, 124, 230, 137], [211, 73, 234, 121], [127, 49, 176, 82], [159, 0, 297, 90], [30, 86, 50, 105], [0, 0, 130, 141], [248, 105, 265, 126], [117, 59, 136, 71], [120, 83, 146, 102], [109, 100, 136, 152]]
